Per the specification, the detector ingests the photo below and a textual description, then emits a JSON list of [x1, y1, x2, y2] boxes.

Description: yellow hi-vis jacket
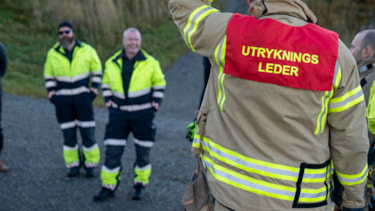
[[44, 41, 102, 95], [102, 49, 166, 110], [169, 0, 369, 210]]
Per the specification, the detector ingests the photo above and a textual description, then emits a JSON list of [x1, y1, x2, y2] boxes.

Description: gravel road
[[0, 51, 205, 211]]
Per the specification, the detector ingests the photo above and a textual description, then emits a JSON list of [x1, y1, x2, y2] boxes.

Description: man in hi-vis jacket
[[170, 0, 369, 210], [44, 21, 102, 178], [94, 27, 166, 202]]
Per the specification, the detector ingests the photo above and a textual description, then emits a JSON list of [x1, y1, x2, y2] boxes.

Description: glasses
[[58, 30, 71, 35]]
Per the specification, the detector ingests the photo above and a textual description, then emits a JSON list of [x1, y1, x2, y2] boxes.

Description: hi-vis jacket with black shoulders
[[169, 0, 369, 210], [44, 40, 102, 96], [101, 49, 166, 111]]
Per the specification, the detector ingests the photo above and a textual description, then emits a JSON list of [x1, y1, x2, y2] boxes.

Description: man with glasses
[[44, 21, 102, 178]]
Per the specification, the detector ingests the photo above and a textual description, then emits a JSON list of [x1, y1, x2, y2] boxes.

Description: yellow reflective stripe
[[203, 155, 296, 201], [335, 164, 368, 186], [196, 135, 329, 183], [214, 36, 227, 111], [201, 142, 298, 182], [203, 156, 328, 203], [299, 182, 332, 203], [332, 65, 342, 89], [314, 91, 332, 135], [183, 5, 218, 52], [314, 64, 341, 135], [303, 166, 332, 183], [328, 85, 364, 113]]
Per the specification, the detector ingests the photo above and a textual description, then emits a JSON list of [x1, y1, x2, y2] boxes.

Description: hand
[[333, 204, 342, 211], [90, 87, 98, 95], [105, 100, 113, 108], [152, 101, 160, 111], [48, 91, 56, 99]]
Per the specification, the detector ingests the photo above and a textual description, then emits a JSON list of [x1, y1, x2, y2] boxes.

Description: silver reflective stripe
[[63, 144, 78, 151], [77, 120, 96, 128], [201, 139, 300, 179], [44, 76, 54, 80], [133, 138, 154, 148], [328, 88, 363, 110], [61, 121, 77, 130], [336, 171, 367, 184], [102, 84, 110, 89], [56, 86, 90, 96], [83, 143, 99, 151], [91, 70, 102, 75], [153, 91, 164, 98], [299, 189, 328, 200], [104, 139, 126, 146], [135, 164, 151, 171], [91, 76, 101, 83], [102, 166, 121, 173], [153, 85, 166, 89], [215, 37, 226, 67], [102, 90, 112, 97], [200, 137, 328, 181], [113, 91, 126, 99], [61, 120, 95, 130], [184, 6, 218, 50], [45, 81, 56, 88], [128, 88, 151, 98], [204, 159, 296, 197], [56, 72, 90, 83], [111, 103, 152, 112]]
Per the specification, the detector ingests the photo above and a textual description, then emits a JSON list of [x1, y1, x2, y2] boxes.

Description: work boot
[[0, 159, 8, 172], [93, 188, 115, 202], [67, 167, 80, 177], [86, 167, 96, 177], [132, 183, 146, 200]]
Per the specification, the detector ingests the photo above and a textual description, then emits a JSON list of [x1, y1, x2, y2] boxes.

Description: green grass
[[0, 6, 189, 106]]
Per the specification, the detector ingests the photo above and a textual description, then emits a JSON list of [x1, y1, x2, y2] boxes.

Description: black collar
[[120, 49, 146, 61]]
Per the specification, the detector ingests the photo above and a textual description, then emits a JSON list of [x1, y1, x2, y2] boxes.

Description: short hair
[[58, 21, 74, 31], [360, 30, 375, 52], [123, 27, 141, 39]]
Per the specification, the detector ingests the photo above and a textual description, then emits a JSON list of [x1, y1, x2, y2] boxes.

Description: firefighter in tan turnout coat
[[169, 0, 369, 210]]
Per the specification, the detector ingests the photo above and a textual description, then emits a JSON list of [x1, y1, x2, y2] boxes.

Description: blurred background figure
[[350, 29, 375, 211], [0, 42, 8, 172]]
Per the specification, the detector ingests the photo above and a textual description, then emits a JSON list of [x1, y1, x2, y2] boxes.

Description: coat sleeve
[[329, 40, 369, 209], [169, 0, 232, 57], [151, 59, 166, 106], [89, 47, 102, 90], [101, 59, 113, 104], [0, 43, 7, 78], [43, 50, 57, 93]]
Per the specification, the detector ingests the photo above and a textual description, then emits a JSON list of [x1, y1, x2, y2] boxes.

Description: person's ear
[[363, 46, 374, 59]]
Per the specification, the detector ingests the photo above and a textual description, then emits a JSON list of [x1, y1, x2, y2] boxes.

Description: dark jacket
[[0, 43, 7, 78]]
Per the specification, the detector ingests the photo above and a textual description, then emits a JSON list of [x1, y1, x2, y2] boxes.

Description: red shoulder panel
[[224, 14, 339, 91]]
